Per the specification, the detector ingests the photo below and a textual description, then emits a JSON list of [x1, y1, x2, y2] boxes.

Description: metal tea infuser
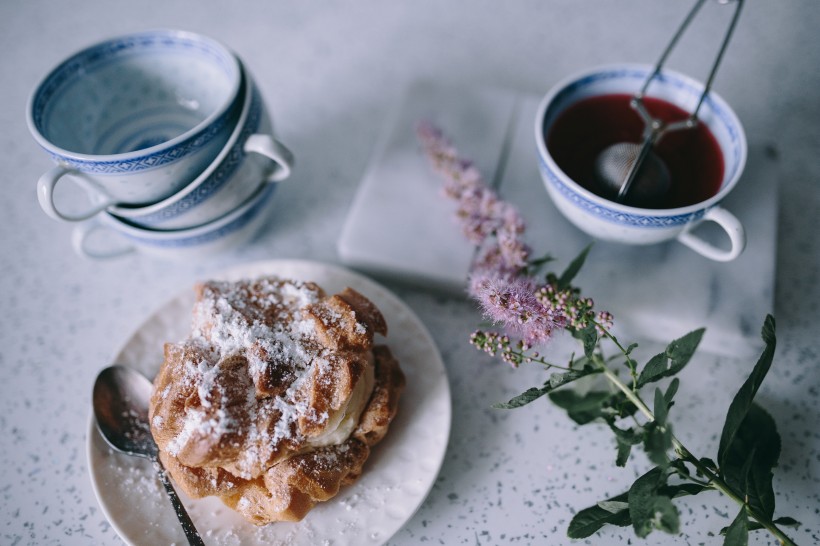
[[594, 0, 745, 206]]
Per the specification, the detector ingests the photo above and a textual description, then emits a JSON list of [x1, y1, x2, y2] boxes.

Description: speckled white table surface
[[1, 2, 819, 545]]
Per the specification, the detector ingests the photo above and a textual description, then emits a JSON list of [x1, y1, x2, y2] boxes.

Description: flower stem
[[597, 363, 798, 546], [498, 346, 576, 371], [595, 323, 639, 387]]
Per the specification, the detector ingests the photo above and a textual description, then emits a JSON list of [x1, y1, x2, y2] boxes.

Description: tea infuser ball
[[594, 142, 671, 207]]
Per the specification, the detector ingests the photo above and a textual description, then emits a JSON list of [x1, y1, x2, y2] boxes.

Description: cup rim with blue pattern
[[29, 29, 244, 219], [534, 63, 747, 262], [28, 29, 241, 164], [71, 181, 277, 260]]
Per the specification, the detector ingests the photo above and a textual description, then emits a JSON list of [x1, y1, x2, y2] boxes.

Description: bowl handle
[[37, 165, 117, 222], [677, 206, 746, 262], [243, 134, 294, 182]]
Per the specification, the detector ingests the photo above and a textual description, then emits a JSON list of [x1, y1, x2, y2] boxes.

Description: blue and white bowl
[[106, 67, 293, 230], [535, 64, 747, 262], [29, 29, 243, 220], [72, 182, 277, 260]]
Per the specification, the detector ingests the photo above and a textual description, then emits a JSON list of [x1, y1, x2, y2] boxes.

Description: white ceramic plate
[[87, 259, 452, 545]]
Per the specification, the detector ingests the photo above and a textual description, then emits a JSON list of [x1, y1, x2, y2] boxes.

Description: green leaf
[[607, 391, 640, 419], [609, 424, 644, 445], [609, 423, 644, 467], [644, 388, 672, 467], [650, 496, 680, 534], [548, 366, 598, 389], [615, 441, 632, 467], [664, 378, 680, 406], [720, 404, 781, 520], [571, 322, 598, 358], [644, 421, 673, 467], [636, 328, 705, 388], [646, 389, 674, 467], [557, 243, 592, 290], [699, 457, 719, 475], [524, 253, 554, 276], [669, 459, 691, 479], [628, 467, 679, 537], [659, 482, 710, 498], [718, 315, 777, 469], [549, 390, 612, 425], [567, 492, 631, 539], [723, 508, 748, 546], [492, 366, 600, 409], [739, 446, 758, 498], [720, 522, 755, 536], [529, 254, 555, 267], [720, 516, 800, 536], [492, 386, 551, 409], [639, 353, 666, 385], [597, 500, 629, 513], [654, 388, 669, 426]]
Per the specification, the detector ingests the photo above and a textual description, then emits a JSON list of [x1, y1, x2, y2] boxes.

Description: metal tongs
[[595, 0, 745, 204]]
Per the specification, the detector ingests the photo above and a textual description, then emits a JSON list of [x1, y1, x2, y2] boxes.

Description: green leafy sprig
[[477, 250, 800, 545]]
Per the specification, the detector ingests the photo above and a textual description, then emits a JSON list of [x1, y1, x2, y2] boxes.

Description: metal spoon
[[93, 365, 205, 546]]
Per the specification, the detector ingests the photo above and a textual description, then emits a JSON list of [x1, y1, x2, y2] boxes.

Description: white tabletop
[[1, 2, 819, 545]]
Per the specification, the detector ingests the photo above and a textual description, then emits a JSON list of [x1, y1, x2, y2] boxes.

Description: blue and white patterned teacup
[[28, 30, 242, 221], [71, 182, 277, 261], [104, 67, 292, 230], [535, 64, 747, 262]]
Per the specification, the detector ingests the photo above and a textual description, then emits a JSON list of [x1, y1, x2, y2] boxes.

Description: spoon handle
[[155, 459, 206, 546]]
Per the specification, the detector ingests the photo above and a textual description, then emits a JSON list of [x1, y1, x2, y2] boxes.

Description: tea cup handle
[[243, 134, 294, 182], [37, 165, 117, 222], [677, 206, 746, 262], [71, 219, 135, 260]]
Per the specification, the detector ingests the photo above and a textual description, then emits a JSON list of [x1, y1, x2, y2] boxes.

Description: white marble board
[[338, 83, 777, 358]]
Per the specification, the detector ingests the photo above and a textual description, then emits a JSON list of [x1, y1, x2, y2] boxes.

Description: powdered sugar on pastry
[[148, 276, 405, 524]]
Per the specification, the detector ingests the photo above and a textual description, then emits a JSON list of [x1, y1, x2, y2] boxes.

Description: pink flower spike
[[469, 273, 565, 345]]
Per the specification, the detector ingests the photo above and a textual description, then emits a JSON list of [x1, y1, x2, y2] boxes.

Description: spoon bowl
[[93, 365, 156, 459], [92, 365, 204, 546]]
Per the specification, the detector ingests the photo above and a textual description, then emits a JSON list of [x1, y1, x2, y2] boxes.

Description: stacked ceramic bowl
[[27, 30, 293, 259]]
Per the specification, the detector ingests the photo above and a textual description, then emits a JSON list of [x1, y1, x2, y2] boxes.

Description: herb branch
[[417, 122, 800, 545]]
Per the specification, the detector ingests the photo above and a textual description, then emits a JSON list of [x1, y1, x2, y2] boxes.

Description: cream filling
[[306, 358, 375, 449]]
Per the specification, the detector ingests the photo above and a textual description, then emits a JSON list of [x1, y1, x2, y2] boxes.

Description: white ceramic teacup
[[28, 29, 242, 221], [72, 182, 277, 261], [104, 69, 292, 230], [535, 64, 747, 262]]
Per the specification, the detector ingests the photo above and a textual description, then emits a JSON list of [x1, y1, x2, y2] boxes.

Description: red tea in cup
[[546, 93, 724, 209]]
